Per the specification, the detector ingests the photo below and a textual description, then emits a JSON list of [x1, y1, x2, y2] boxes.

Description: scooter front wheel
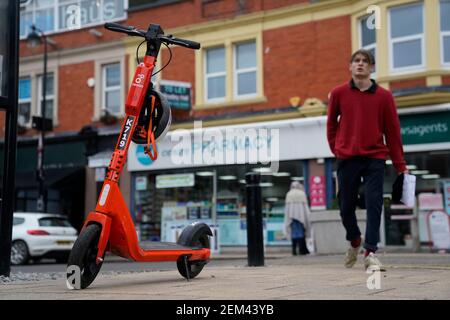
[[66, 224, 103, 289]]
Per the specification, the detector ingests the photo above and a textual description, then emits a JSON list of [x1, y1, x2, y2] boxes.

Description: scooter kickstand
[[182, 255, 190, 282]]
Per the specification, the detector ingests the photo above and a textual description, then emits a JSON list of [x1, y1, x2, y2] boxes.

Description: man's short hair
[[350, 49, 375, 65]]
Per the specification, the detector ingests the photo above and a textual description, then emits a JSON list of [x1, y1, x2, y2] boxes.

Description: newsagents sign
[[400, 111, 450, 145]]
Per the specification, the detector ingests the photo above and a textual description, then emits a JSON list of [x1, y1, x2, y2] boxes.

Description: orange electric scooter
[[66, 22, 212, 289]]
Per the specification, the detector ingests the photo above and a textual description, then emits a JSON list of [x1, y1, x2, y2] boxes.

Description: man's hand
[[399, 170, 409, 175]]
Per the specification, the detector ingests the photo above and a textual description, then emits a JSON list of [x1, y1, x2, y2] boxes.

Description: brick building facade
[[1, 0, 449, 248]]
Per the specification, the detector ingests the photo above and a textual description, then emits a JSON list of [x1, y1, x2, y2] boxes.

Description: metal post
[[212, 169, 217, 223], [245, 172, 264, 266], [0, 0, 20, 277], [36, 29, 47, 213]]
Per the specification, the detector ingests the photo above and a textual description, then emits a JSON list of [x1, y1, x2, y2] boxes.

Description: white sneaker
[[364, 252, 386, 272], [344, 241, 362, 268]]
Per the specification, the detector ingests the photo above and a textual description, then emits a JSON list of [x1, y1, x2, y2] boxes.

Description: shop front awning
[[88, 150, 113, 168], [127, 116, 334, 172], [0, 141, 87, 173], [14, 167, 84, 189]]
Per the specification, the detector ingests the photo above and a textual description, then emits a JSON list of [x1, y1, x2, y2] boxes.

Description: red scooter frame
[[67, 23, 211, 289]]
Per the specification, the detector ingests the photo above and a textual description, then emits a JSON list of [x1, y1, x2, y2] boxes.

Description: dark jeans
[[292, 237, 309, 255], [337, 157, 385, 252]]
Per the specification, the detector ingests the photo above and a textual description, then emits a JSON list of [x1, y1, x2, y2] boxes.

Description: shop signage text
[[128, 117, 334, 171], [159, 80, 191, 110], [400, 111, 450, 145], [156, 173, 195, 189]]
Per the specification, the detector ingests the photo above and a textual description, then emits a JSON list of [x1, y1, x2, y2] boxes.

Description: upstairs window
[[20, 0, 127, 38], [38, 72, 55, 121], [18, 77, 32, 127], [441, 0, 450, 65], [205, 46, 226, 102], [359, 15, 376, 74], [389, 2, 425, 72], [234, 41, 257, 98], [102, 62, 121, 115]]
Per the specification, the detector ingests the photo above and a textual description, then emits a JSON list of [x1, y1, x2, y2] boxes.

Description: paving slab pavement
[[1, 253, 449, 300]]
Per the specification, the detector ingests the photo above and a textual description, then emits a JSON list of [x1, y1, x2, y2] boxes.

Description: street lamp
[[27, 25, 54, 213]]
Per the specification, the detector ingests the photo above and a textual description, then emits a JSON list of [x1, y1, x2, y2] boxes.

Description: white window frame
[[388, 2, 426, 74], [440, 0, 450, 67], [358, 15, 377, 77], [20, 0, 58, 37], [18, 76, 32, 128], [204, 46, 226, 103], [101, 62, 122, 116], [20, 0, 128, 39], [233, 40, 257, 99]]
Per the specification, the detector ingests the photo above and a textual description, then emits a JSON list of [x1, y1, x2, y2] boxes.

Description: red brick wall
[[389, 77, 427, 91], [261, 0, 309, 11], [20, 27, 124, 58], [6, 6, 352, 138], [160, 47, 196, 121], [194, 15, 352, 118], [20, 0, 311, 58], [442, 75, 450, 86], [57, 61, 95, 132]]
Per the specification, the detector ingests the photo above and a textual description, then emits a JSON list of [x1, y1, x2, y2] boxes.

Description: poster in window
[[309, 175, 326, 210]]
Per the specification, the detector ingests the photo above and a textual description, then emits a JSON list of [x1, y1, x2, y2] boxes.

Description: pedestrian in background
[[326, 49, 408, 271], [284, 181, 311, 255]]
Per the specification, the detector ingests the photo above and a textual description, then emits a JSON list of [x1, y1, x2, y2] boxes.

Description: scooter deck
[[139, 241, 200, 251]]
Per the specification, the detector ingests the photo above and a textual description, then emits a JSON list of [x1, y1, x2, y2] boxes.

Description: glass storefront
[[329, 150, 450, 247], [385, 151, 450, 247], [128, 108, 450, 251], [132, 160, 304, 245]]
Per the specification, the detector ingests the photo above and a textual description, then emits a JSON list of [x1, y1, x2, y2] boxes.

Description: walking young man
[[326, 49, 408, 271]]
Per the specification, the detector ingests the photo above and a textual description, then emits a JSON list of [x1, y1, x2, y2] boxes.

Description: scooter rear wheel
[[67, 224, 103, 289], [176, 231, 210, 280]]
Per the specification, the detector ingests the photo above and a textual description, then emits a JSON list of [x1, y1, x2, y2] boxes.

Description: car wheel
[[11, 240, 30, 265]]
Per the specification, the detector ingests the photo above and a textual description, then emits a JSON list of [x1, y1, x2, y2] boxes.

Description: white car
[[11, 212, 78, 265]]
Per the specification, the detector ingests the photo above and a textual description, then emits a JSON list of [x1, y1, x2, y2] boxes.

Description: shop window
[[389, 2, 425, 72], [16, 189, 38, 212], [20, 0, 127, 38], [234, 41, 257, 98], [441, 0, 450, 65], [132, 161, 304, 245], [359, 15, 376, 75], [205, 46, 226, 102], [102, 62, 121, 115], [18, 76, 32, 127], [38, 72, 55, 122]]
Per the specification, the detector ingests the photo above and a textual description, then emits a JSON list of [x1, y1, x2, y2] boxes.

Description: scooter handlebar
[[104, 22, 145, 37], [104, 23, 200, 50], [159, 35, 201, 50]]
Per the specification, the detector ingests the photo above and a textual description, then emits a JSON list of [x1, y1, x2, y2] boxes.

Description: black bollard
[[245, 172, 264, 266]]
